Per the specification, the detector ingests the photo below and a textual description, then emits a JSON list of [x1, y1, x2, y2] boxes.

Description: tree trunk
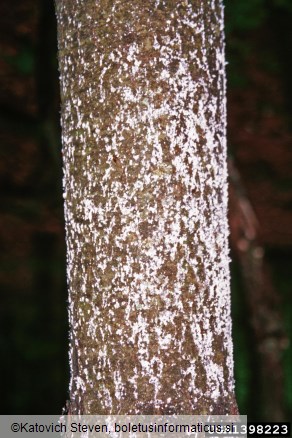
[[56, 0, 238, 415]]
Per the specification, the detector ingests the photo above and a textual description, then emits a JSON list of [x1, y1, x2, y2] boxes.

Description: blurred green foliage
[[3, 47, 35, 75], [225, 0, 267, 34], [225, 0, 292, 35]]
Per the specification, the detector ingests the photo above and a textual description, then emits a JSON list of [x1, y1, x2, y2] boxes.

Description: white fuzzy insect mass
[[57, 0, 236, 414]]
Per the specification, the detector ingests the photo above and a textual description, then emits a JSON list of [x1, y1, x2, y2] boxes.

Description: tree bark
[[56, 0, 238, 415]]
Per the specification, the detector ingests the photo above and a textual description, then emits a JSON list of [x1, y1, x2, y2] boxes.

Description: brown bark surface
[[56, 0, 238, 414]]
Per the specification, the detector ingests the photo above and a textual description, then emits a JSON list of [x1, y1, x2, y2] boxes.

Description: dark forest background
[[0, 0, 291, 420]]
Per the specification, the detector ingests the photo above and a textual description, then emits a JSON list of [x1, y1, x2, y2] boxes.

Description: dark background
[[0, 0, 291, 419]]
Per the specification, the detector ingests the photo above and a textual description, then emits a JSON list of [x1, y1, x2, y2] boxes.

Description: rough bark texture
[[56, 0, 238, 415]]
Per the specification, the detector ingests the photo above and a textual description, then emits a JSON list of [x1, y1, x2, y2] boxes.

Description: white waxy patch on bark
[[56, 0, 236, 414]]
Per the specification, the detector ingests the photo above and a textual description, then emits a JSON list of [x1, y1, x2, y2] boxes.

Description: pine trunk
[[56, 0, 238, 415]]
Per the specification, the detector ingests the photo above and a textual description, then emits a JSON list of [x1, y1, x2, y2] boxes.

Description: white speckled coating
[[56, 0, 236, 414]]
